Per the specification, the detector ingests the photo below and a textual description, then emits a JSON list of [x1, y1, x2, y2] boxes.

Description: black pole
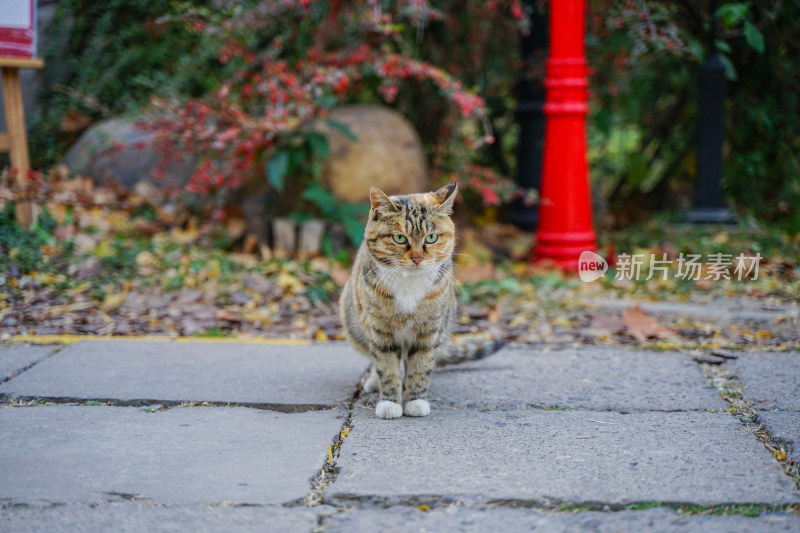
[[508, 0, 547, 231], [686, 0, 735, 223]]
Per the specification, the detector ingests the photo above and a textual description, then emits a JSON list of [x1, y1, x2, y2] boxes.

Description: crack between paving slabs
[[0, 394, 336, 413], [292, 367, 369, 529], [0, 343, 67, 387], [326, 492, 799, 516], [429, 402, 722, 414], [695, 358, 800, 489]]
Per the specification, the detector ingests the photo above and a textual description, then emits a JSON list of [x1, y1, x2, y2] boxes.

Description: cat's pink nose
[[411, 255, 423, 265]]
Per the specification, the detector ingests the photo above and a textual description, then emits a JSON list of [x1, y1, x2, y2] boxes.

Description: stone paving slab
[[0, 503, 321, 533], [584, 298, 794, 322], [412, 346, 726, 411], [727, 352, 800, 411], [0, 406, 343, 506], [0, 341, 368, 408], [759, 412, 800, 462], [0, 344, 58, 383], [324, 507, 800, 533], [330, 409, 800, 506]]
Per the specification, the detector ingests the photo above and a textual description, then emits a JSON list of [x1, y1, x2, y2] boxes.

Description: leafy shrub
[[29, 0, 220, 168], [144, 1, 514, 192], [586, 0, 799, 232]]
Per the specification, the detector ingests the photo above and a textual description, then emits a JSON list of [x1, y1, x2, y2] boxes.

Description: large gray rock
[[324, 507, 800, 533], [61, 118, 194, 189], [313, 105, 429, 202], [61, 105, 429, 201], [0, 340, 368, 409], [0, 343, 58, 383], [368, 346, 726, 412], [727, 352, 800, 411], [329, 409, 800, 506], [0, 405, 342, 505], [0, 503, 320, 533]]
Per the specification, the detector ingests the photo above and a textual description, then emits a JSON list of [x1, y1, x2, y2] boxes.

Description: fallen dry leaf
[[60, 110, 93, 133], [215, 309, 241, 323], [774, 447, 787, 461], [101, 293, 126, 312], [330, 263, 351, 288], [487, 304, 501, 324], [622, 305, 676, 342], [276, 270, 304, 294], [226, 217, 247, 240], [590, 313, 625, 334], [455, 262, 495, 284], [228, 253, 259, 269], [243, 234, 259, 255], [135, 250, 156, 268]]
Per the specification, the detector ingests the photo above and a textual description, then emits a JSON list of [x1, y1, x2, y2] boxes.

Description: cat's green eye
[[425, 234, 439, 244], [392, 234, 408, 245]]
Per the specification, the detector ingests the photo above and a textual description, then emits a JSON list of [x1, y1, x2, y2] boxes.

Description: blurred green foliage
[[0, 204, 52, 274], [266, 127, 369, 247], [586, 0, 799, 233], [29, 0, 221, 167]]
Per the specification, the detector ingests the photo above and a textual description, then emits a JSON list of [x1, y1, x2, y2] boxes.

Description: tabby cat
[[339, 181, 504, 419]]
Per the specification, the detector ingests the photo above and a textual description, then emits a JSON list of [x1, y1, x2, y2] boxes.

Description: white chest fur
[[394, 323, 415, 349], [379, 266, 437, 314]]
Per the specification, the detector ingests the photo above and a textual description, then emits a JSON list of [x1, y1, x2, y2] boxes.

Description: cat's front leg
[[403, 346, 435, 417], [372, 346, 403, 419]]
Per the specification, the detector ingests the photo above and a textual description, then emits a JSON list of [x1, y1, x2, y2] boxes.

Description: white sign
[[0, 0, 37, 58]]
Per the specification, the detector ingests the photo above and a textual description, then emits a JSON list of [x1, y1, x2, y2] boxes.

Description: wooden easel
[[1, 56, 43, 227]]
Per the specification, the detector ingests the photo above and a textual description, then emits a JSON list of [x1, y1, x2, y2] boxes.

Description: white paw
[[404, 399, 430, 417], [375, 401, 403, 419], [363, 368, 379, 393]]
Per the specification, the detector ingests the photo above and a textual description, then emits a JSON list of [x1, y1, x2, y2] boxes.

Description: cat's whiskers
[[373, 262, 402, 293], [436, 260, 465, 296]]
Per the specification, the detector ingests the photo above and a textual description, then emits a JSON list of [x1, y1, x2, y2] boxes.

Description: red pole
[[533, 0, 596, 269]]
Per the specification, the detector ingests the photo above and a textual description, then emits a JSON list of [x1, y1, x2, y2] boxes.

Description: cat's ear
[[433, 181, 458, 214], [370, 187, 397, 211]]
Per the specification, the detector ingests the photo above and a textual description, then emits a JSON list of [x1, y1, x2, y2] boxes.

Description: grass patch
[[625, 502, 796, 517], [191, 327, 232, 338], [82, 400, 110, 406]]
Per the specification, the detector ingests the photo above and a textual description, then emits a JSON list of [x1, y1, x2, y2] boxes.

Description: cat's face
[[364, 182, 458, 271]]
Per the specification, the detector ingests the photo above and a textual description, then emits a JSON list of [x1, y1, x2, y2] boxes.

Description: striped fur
[[339, 181, 504, 419], [435, 339, 507, 367]]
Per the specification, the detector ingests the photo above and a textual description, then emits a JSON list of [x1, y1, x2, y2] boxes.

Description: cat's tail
[[435, 339, 506, 367]]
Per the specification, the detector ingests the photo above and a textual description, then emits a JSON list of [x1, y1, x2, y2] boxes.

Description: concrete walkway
[[0, 339, 798, 532]]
